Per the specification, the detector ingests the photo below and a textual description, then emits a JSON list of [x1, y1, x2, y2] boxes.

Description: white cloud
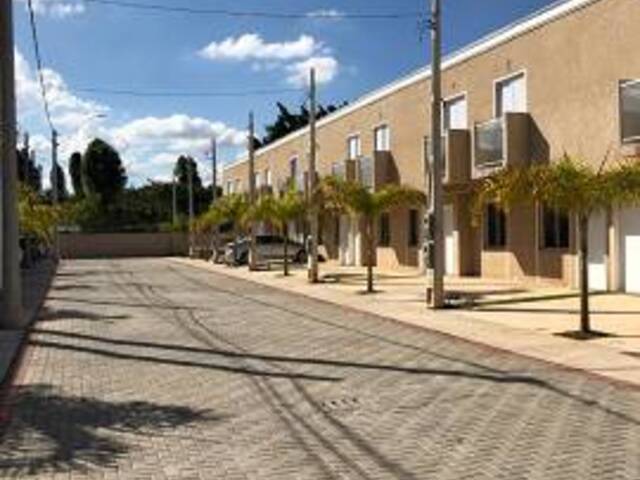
[[286, 56, 339, 87], [14, 50, 247, 187], [198, 33, 341, 87], [199, 34, 319, 62], [19, 0, 86, 19]]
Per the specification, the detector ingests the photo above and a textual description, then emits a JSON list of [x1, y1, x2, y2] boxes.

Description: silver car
[[224, 235, 307, 266]]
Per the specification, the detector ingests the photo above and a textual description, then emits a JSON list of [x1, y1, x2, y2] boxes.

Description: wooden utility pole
[[429, 0, 445, 309], [248, 112, 257, 270], [0, 0, 23, 327], [211, 137, 218, 206], [188, 159, 194, 257], [51, 129, 60, 260], [308, 68, 320, 283]]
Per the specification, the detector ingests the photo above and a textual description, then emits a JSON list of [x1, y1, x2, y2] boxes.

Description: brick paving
[[1, 258, 639, 479]]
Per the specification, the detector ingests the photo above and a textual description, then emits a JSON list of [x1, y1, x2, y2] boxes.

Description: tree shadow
[[38, 307, 130, 323], [51, 284, 97, 292], [0, 384, 218, 475]]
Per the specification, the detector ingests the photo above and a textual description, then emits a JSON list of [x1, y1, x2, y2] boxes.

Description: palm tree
[[247, 189, 306, 276], [320, 177, 426, 293], [474, 155, 640, 335]]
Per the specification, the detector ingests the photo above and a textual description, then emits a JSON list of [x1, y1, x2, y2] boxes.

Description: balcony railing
[[474, 118, 504, 168], [357, 157, 374, 190]]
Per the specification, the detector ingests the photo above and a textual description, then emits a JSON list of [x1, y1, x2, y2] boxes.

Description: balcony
[[473, 112, 531, 179], [331, 159, 357, 182], [355, 151, 398, 191], [427, 130, 471, 186]]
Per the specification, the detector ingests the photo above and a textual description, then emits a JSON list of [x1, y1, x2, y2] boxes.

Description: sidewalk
[[174, 257, 640, 388], [0, 259, 56, 387]]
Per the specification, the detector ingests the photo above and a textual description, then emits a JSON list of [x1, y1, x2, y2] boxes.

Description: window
[[348, 135, 361, 160], [542, 206, 569, 249], [408, 209, 419, 247], [485, 203, 507, 248], [254, 172, 262, 188], [495, 72, 526, 117], [379, 212, 391, 247], [265, 169, 272, 186], [289, 157, 298, 178], [443, 95, 468, 132], [226, 181, 233, 195], [235, 179, 242, 193], [620, 80, 640, 143], [374, 125, 390, 152]]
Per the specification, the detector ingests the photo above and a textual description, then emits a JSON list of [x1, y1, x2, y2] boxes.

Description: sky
[[12, 0, 564, 189]]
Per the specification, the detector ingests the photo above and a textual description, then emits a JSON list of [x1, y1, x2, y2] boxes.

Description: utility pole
[[188, 159, 195, 257], [308, 68, 319, 283], [211, 137, 218, 206], [0, 0, 24, 328], [51, 129, 60, 260], [429, 0, 445, 308], [172, 174, 177, 225], [248, 112, 257, 271]]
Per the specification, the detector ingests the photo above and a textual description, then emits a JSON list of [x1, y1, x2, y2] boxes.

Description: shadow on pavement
[[0, 384, 217, 475], [38, 307, 131, 323]]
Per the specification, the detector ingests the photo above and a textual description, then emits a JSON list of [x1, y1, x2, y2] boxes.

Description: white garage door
[[620, 208, 640, 294], [588, 212, 608, 291]]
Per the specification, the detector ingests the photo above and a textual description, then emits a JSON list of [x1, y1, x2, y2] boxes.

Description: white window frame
[[347, 134, 361, 160], [374, 124, 391, 152], [493, 70, 528, 118], [442, 92, 468, 133], [619, 79, 640, 144], [255, 172, 262, 188], [265, 168, 272, 186]]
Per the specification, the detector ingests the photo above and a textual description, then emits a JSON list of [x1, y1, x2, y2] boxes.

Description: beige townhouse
[[223, 0, 640, 294]]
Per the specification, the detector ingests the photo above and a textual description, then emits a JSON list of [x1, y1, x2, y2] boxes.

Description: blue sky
[[13, 0, 562, 187]]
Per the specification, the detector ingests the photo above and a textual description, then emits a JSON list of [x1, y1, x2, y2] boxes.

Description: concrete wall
[[60, 233, 189, 259]]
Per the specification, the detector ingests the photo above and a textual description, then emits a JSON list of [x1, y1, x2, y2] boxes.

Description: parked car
[[224, 235, 307, 266]]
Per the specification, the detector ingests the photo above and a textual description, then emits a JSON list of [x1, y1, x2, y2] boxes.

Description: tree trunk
[[579, 213, 591, 334], [367, 217, 375, 294], [283, 225, 290, 277]]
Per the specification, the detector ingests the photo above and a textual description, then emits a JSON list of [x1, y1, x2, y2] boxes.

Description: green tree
[[68, 151, 84, 198], [82, 138, 127, 204], [247, 189, 306, 276], [320, 177, 426, 293], [261, 101, 348, 146], [173, 156, 202, 189], [474, 156, 640, 335]]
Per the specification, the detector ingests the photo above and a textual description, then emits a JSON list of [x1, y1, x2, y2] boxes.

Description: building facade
[[223, 0, 640, 293]]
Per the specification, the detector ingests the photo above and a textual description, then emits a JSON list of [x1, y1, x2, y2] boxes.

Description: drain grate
[[320, 397, 361, 413]]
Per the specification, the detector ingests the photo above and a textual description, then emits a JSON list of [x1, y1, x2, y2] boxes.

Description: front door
[[444, 205, 456, 276], [620, 208, 640, 294], [588, 211, 608, 291]]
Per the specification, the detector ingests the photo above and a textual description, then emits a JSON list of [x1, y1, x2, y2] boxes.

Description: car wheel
[[295, 250, 307, 264]]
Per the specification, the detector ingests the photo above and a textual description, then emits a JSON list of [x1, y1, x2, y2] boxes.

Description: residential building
[[222, 0, 640, 293]]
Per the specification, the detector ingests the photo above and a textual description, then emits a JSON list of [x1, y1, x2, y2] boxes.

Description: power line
[[82, 0, 421, 20], [73, 86, 305, 98], [26, 0, 56, 133]]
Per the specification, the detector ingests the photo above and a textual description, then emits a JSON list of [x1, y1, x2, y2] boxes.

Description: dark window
[[542, 207, 569, 249], [379, 213, 391, 247], [485, 203, 507, 248], [408, 209, 419, 247], [620, 80, 640, 143]]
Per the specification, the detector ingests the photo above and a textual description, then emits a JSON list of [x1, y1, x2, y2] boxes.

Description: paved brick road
[[1, 258, 639, 479]]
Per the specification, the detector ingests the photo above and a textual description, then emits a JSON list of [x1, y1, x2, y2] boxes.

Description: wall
[[59, 233, 189, 259], [223, 0, 640, 285]]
